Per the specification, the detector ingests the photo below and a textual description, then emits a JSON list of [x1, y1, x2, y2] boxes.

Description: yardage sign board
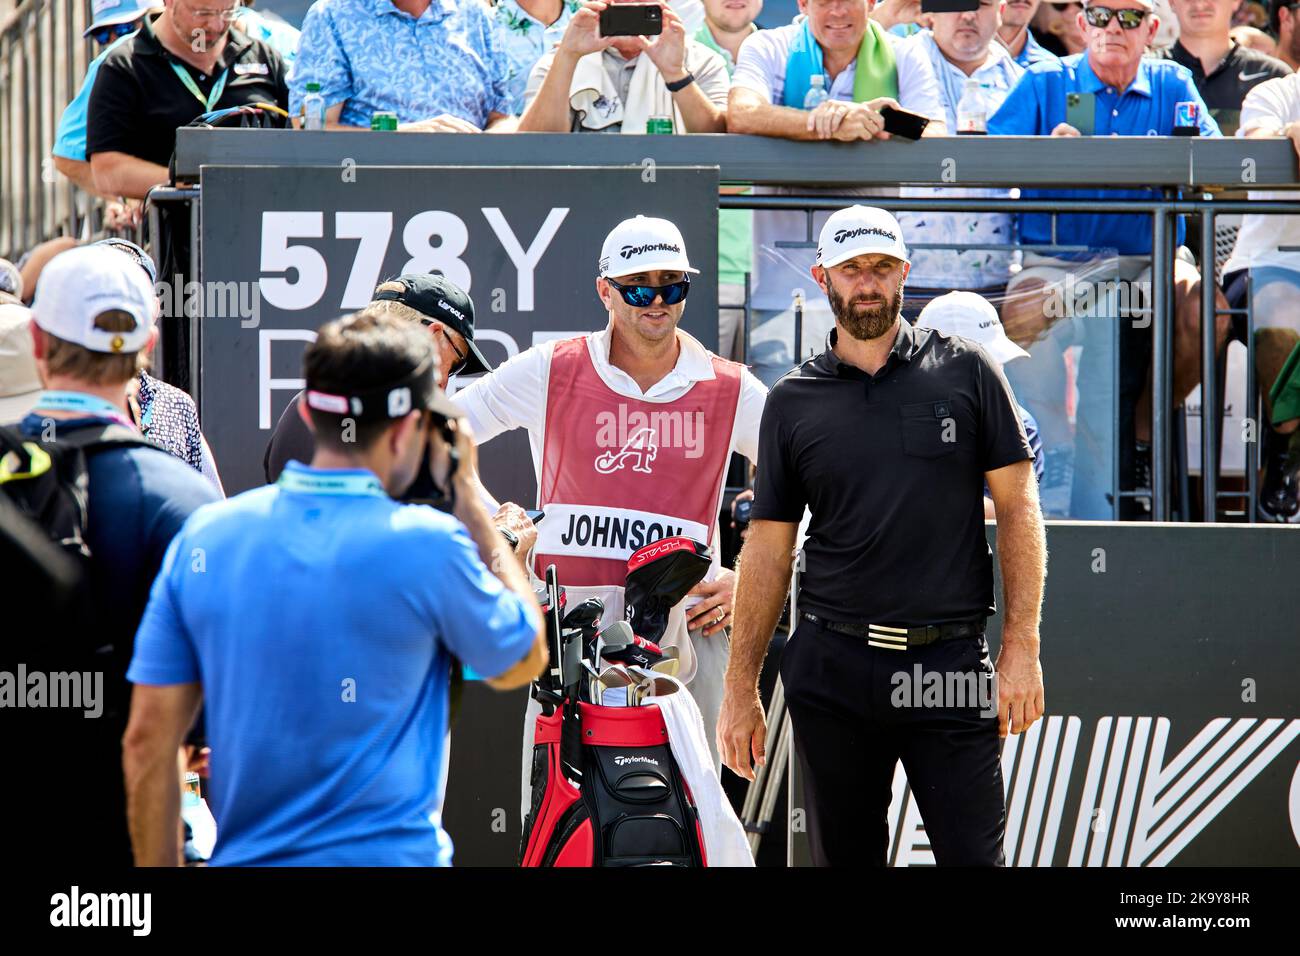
[[199, 165, 719, 496]]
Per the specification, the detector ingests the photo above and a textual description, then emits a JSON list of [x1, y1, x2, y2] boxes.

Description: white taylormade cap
[[31, 245, 157, 354], [816, 205, 910, 269], [599, 215, 699, 278], [916, 291, 1029, 365]]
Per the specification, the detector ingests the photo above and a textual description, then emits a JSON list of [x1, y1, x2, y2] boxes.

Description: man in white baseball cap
[[917, 291, 1046, 515], [0, 305, 42, 422], [720, 204, 1048, 867], [0, 243, 219, 866], [454, 212, 769, 811]]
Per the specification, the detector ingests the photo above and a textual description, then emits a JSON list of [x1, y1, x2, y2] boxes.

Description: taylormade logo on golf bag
[[614, 755, 660, 767], [621, 242, 680, 259]]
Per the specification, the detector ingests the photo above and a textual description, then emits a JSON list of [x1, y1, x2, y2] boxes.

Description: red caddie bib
[[535, 335, 743, 589]]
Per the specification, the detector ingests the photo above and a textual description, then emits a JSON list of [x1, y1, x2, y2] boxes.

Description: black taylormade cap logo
[[621, 242, 681, 258], [833, 226, 896, 245]]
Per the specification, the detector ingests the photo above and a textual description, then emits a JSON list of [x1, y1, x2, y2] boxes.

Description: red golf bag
[[520, 540, 713, 867]]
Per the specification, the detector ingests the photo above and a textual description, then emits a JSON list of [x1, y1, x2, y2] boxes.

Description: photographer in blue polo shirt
[[123, 309, 547, 867], [988, 0, 1226, 517]]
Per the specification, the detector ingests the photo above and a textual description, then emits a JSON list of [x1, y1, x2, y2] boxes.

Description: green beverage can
[[371, 111, 398, 131], [646, 115, 674, 135]]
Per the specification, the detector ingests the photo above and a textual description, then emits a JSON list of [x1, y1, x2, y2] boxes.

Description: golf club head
[[597, 621, 664, 668], [650, 658, 680, 677], [562, 597, 605, 633], [626, 666, 679, 698], [623, 537, 712, 645], [598, 664, 635, 688]]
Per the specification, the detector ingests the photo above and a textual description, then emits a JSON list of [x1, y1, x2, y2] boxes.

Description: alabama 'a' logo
[[595, 427, 657, 474]]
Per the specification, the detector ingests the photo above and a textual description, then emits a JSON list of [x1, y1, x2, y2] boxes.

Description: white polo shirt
[[453, 324, 767, 583]]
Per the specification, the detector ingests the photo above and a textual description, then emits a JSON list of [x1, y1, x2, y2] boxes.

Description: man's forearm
[[454, 482, 535, 599], [91, 152, 170, 200], [486, 113, 519, 133], [670, 80, 726, 133], [518, 54, 580, 131], [124, 746, 183, 866], [727, 97, 822, 140], [726, 527, 796, 690], [996, 497, 1047, 645], [52, 155, 110, 196]]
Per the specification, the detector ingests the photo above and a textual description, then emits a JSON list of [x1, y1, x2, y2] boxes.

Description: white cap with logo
[[816, 205, 911, 269], [916, 291, 1029, 366], [0, 304, 42, 423], [31, 245, 158, 355], [599, 215, 699, 279]]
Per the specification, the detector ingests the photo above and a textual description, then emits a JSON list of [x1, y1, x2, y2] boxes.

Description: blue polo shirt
[[1014, 28, 1058, 69], [52, 35, 133, 162], [128, 461, 540, 866], [988, 54, 1219, 256]]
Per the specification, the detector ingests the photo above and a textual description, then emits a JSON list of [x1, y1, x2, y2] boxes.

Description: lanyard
[[32, 390, 137, 428], [277, 467, 387, 498], [170, 59, 229, 111]]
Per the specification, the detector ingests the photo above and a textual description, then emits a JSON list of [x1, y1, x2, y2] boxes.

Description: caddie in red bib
[[454, 214, 768, 811]]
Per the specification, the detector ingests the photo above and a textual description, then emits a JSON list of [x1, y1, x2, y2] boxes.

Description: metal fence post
[[1199, 206, 1218, 521]]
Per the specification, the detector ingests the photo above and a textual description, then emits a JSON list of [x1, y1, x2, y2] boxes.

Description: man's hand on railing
[[399, 114, 483, 134], [869, 0, 924, 31], [1051, 122, 1082, 137], [807, 97, 897, 141]]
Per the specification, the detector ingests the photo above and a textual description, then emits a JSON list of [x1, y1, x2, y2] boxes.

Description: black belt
[[801, 612, 985, 650]]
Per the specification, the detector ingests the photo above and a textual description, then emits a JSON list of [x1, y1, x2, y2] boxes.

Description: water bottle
[[956, 79, 987, 135], [302, 81, 326, 131], [803, 74, 829, 111], [181, 772, 217, 863]]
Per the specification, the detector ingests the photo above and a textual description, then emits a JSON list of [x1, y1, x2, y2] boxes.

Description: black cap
[[371, 273, 492, 375]]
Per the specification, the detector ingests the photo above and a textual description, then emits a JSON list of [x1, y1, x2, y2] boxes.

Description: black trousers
[[781, 615, 1006, 867]]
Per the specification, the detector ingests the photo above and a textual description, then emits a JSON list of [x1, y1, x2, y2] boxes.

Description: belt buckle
[[866, 623, 908, 651]]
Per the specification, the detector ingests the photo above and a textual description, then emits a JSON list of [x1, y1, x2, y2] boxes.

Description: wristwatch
[[665, 72, 695, 93]]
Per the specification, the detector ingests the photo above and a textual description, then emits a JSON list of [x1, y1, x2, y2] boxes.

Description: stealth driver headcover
[[623, 537, 712, 644]]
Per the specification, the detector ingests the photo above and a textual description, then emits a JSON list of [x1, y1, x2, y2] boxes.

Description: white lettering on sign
[[482, 207, 569, 312], [259, 329, 317, 429]]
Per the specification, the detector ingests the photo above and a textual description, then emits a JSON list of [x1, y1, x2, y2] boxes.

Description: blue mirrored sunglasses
[[91, 21, 138, 45], [605, 276, 691, 307]]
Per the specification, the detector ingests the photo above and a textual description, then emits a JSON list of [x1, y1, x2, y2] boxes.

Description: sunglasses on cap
[[1083, 6, 1149, 28], [91, 21, 139, 45], [604, 276, 691, 308]]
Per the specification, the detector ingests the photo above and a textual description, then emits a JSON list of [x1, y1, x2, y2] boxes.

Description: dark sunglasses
[[1083, 6, 1148, 29], [605, 275, 691, 308], [91, 21, 138, 45], [421, 321, 468, 375]]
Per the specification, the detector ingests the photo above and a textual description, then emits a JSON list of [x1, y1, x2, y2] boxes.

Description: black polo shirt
[[751, 321, 1032, 626], [87, 15, 288, 168], [1168, 41, 1291, 136]]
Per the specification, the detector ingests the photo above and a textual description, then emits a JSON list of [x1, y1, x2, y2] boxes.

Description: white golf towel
[[651, 679, 754, 867]]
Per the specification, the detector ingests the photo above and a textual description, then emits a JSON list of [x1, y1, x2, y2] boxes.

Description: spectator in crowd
[[1270, 0, 1300, 69], [0, 257, 22, 305], [698, 0, 763, 360], [0, 304, 40, 419], [491, 0, 581, 115], [87, 0, 290, 200], [13, 237, 80, 305], [288, 0, 515, 131], [1231, 22, 1277, 53], [915, 291, 1046, 517], [4, 245, 221, 865], [95, 237, 225, 492], [1033, 0, 1088, 54], [989, 0, 1227, 518], [52, 0, 163, 215], [232, 0, 303, 60], [1168, 0, 1290, 135], [123, 310, 546, 866], [998, 0, 1061, 64], [726, 0, 946, 386], [897, 1, 1024, 317], [1221, 72, 1300, 519], [518, 0, 729, 132]]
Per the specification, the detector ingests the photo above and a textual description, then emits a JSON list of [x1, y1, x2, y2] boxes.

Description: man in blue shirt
[[2, 245, 221, 866], [997, 0, 1060, 67], [289, 0, 516, 130], [123, 310, 547, 866], [987, 0, 1229, 517]]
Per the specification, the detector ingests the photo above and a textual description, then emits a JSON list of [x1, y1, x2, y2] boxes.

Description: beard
[[827, 277, 903, 341]]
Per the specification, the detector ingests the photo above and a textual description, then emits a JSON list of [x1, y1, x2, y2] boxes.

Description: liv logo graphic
[[887, 717, 1300, 866]]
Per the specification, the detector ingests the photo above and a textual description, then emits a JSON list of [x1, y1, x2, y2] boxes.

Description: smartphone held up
[[599, 3, 663, 37]]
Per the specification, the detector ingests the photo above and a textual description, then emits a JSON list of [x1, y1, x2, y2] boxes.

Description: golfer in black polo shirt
[[718, 205, 1047, 867]]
